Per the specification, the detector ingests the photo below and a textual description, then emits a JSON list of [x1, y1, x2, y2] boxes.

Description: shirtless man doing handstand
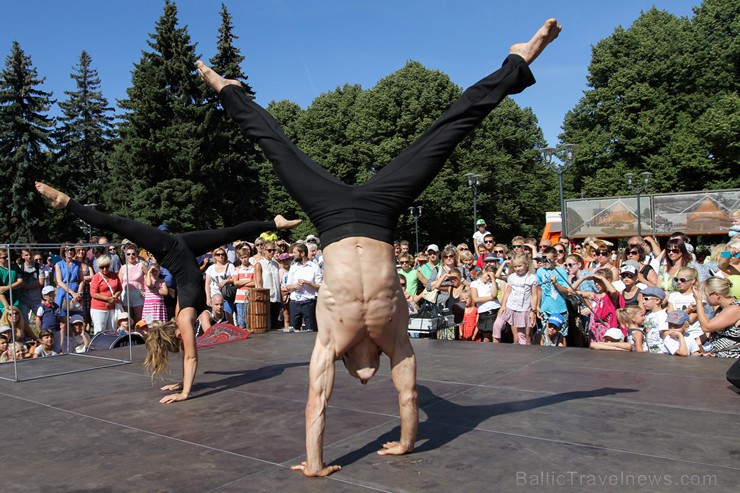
[[199, 18, 561, 476]]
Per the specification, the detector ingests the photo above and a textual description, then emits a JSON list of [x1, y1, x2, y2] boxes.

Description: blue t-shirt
[[536, 266, 569, 314]]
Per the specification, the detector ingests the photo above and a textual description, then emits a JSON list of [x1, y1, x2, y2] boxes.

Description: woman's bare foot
[[196, 61, 243, 93], [510, 18, 561, 65], [35, 182, 70, 210], [274, 215, 302, 230]]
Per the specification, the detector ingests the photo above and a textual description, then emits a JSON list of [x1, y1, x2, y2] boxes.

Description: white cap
[[42, 286, 56, 296], [603, 328, 624, 342]]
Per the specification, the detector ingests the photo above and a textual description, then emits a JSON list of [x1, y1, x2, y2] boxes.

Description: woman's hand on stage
[[159, 392, 188, 404], [160, 382, 183, 392]]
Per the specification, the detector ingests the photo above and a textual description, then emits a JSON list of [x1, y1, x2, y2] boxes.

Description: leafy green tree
[[0, 41, 55, 242], [561, 1, 739, 200], [106, 0, 208, 232], [54, 51, 116, 222]]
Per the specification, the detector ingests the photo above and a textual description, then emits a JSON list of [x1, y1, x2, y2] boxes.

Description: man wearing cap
[[472, 219, 490, 249], [418, 245, 440, 287]]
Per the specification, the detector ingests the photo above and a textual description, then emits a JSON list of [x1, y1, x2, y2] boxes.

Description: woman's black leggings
[[67, 200, 274, 311], [219, 54, 535, 247]]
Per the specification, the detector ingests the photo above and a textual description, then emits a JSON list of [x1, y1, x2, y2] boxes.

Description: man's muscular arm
[[378, 337, 418, 456], [292, 340, 342, 477]]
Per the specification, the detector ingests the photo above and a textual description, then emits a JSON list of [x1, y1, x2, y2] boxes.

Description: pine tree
[[201, 3, 269, 231], [54, 51, 116, 211], [0, 41, 55, 243], [106, 0, 209, 232]]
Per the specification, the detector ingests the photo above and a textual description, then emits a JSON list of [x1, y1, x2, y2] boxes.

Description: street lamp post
[[540, 144, 576, 237], [408, 206, 423, 254], [625, 172, 652, 236], [465, 173, 482, 236]]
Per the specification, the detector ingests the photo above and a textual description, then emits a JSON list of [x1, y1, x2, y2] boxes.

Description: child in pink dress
[[142, 263, 169, 324]]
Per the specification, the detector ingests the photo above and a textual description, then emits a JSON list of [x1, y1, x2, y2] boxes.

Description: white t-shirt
[[473, 230, 490, 247], [471, 279, 500, 314], [663, 332, 700, 355], [205, 263, 235, 297], [645, 310, 668, 353], [505, 273, 537, 312]]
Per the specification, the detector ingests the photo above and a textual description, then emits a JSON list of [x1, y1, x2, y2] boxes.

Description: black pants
[[219, 54, 535, 247], [67, 200, 275, 312]]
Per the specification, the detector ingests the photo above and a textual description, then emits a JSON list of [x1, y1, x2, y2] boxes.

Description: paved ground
[[1, 332, 738, 492]]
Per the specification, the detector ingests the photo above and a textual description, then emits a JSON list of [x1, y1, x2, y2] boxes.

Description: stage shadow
[[332, 385, 638, 468], [190, 361, 309, 400]]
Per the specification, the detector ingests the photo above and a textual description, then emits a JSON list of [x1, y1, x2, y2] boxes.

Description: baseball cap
[[0, 325, 10, 334], [484, 254, 498, 263], [641, 286, 666, 301], [42, 286, 55, 296], [116, 312, 129, 322], [70, 314, 85, 325], [135, 320, 149, 329], [476, 219, 486, 226], [305, 234, 319, 243], [666, 310, 690, 326], [603, 328, 625, 341], [620, 264, 637, 275], [426, 244, 439, 253], [547, 313, 566, 328]]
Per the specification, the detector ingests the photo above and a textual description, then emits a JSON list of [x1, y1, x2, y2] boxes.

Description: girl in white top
[[470, 266, 500, 342], [493, 254, 539, 344]]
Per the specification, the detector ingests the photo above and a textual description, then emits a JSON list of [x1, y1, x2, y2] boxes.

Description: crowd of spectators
[[1, 210, 739, 361]]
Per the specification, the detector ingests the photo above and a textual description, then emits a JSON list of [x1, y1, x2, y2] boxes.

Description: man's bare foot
[[274, 215, 302, 230], [35, 182, 70, 210], [510, 18, 561, 65], [196, 61, 243, 93], [377, 441, 414, 456], [291, 461, 341, 477]]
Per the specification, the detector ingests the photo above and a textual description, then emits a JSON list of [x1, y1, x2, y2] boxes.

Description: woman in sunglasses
[[54, 242, 84, 320], [657, 237, 693, 294], [36, 182, 300, 403], [590, 241, 619, 282]]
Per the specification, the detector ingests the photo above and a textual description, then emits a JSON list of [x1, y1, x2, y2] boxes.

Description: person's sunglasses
[[458, 247, 469, 251], [399, 260, 410, 265], [554, 249, 564, 254], [214, 253, 225, 257], [494, 250, 505, 254], [484, 240, 494, 244], [620, 272, 636, 278], [443, 254, 455, 259], [597, 251, 610, 256], [673, 277, 693, 283], [0, 256, 7, 260], [719, 251, 740, 258], [512, 244, 523, 249], [265, 249, 276, 253], [565, 263, 575, 268], [126, 253, 137, 257], [627, 250, 640, 255], [666, 248, 681, 253]]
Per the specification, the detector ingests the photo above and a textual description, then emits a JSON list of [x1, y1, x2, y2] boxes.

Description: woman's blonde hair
[[144, 319, 180, 379], [702, 277, 733, 299], [617, 306, 642, 329], [0, 306, 29, 341]]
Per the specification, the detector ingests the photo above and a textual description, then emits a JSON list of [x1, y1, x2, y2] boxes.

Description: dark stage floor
[[1, 332, 738, 492]]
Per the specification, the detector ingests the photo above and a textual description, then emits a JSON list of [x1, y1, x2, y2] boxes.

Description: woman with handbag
[[89, 254, 122, 334], [204, 246, 235, 314], [36, 182, 300, 404]]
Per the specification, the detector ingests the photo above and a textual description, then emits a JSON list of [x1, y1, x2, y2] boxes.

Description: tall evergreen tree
[[54, 51, 116, 212], [202, 3, 268, 231], [0, 41, 55, 243], [106, 0, 209, 232]]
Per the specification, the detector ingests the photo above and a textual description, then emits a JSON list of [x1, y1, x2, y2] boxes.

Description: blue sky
[[2, 0, 700, 147]]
